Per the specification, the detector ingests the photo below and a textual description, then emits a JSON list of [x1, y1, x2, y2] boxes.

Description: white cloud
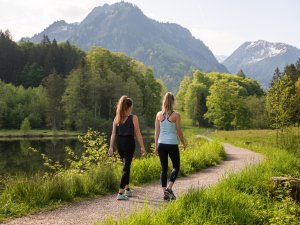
[[0, 0, 103, 40]]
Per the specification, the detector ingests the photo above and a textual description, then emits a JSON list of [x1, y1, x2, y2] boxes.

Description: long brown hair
[[162, 92, 174, 115], [115, 95, 133, 125]]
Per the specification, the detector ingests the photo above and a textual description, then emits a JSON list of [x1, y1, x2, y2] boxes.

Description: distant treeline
[[0, 30, 164, 131], [177, 61, 300, 130], [0, 30, 84, 86]]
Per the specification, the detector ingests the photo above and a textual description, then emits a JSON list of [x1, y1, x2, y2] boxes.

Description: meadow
[[100, 129, 300, 225]]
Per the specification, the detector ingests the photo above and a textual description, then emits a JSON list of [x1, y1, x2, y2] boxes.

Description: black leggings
[[157, 143, 180, 187], [116, 135, 135, 189]]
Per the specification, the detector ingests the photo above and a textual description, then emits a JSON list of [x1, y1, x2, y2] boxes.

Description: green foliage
[[177, 70, 264, 130], [63, 48, 163, 130], [43, 72, 65, 130], [266, 74, 297, 129], [205, 79, 251, 130], [245, 96, 269, 129], [0, 31, 85, 87], [20, 117, 31, 134], [184, 82, 208, 127], [176, 76, 191, 111], [34, 129, 120, 176]]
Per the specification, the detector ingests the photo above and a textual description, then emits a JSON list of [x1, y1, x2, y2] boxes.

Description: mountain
[[25, 2, 227, 91], [223, 40, 300, 88], [215, 55, 227, 63]]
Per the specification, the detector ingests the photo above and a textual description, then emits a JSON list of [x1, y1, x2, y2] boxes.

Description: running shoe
[[163, 194, 170, 201], [164, 188, 176, 200], [124, 189, 133, 197], [117, 193, 128, 200]]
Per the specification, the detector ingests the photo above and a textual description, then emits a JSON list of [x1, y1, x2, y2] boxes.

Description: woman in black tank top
[[108, 95, 146, 200]]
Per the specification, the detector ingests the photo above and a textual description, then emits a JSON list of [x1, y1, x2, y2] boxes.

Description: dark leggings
[[116, 135, 135, 189], [157, 143, 180, 187]]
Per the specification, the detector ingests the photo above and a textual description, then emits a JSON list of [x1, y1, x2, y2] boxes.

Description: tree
[[295, 77, 300, 135], [205, 79, 250, 130], [142, 68, 162, 126], [266, 74, 297, 130], [19, 63, 44, 87], [20, 117, 31, 134], [184, 83, 208, 127], [245, 96, 269, 129], [284, 64, 299, 83], [0, 30, 24, 84], [296, 58, 300, 72], [237, 69, 246, 78], [270, 67, 282, 88], [44, 72, 65, 130], [62, 61, 90, 130], [176, 75, 190, 111]]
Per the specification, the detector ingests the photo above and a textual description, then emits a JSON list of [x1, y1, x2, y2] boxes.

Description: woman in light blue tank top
[[155, 92, 186, 201]]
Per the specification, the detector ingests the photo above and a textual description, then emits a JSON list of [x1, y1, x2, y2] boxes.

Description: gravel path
[[3, 140, 263, 225]]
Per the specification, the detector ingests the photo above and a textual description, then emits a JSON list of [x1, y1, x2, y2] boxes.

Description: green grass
[[130, 139, 225, 185], [0, 123, 225, 222], [101, 129, 300, 225], [0, 166, 119, 222], [210, 129, 300, 153], [0, 129, 80, 138]]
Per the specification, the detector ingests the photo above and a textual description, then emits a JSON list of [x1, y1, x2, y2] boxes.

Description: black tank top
[[116, 115, 135, 136]]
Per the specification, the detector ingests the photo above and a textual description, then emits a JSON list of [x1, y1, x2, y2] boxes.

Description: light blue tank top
[[158, 112, 178, 145]]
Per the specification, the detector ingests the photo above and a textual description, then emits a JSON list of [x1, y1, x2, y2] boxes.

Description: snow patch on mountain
[[246, 40, 287, 64]]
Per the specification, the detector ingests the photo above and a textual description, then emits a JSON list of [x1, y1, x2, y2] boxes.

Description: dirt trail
[[3, 140, 263, 225]]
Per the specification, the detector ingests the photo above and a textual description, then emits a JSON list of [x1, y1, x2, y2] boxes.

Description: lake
[[0, 134, 154, 177]]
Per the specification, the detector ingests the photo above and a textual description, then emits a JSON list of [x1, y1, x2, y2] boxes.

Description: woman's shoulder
[[131, 114, 138, 121], [172, 111, 180, 117]]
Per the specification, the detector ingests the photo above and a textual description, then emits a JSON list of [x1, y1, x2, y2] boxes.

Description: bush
[[20, 117, 31, 134]]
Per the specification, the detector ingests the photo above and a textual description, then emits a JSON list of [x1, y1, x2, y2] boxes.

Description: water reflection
[[0, 134, 154, 177]]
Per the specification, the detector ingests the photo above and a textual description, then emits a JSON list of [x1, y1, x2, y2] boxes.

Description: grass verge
[[0, 129, 80, 138], [101, 129, 300, 225], [0, 127, 225, 222]]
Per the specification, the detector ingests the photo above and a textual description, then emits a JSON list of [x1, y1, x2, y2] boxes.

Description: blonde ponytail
[[162, 92, 174, 115]]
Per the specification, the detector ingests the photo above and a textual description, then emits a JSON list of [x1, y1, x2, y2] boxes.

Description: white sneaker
[[117, 193, 128, 200], [124, 189, 133, 197]]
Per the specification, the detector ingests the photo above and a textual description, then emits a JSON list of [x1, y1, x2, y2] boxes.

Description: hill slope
[[26, 2, 227, 91]]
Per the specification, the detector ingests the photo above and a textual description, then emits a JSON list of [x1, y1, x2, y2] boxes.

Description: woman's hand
[[108, 147, 114, 156], [140, 147, 146, 156], [181, 143, 187, 151], [155, 148, 158, 155]]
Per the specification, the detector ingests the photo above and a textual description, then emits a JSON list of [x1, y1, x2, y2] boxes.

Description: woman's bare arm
[[154, 112, 160, 154], [175, 113, 186, 149], [133, 115, 146, 156], [108, 118, 117, 156]]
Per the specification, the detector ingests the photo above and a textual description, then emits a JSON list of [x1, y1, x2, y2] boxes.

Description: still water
[[0, 135, 154, 177]]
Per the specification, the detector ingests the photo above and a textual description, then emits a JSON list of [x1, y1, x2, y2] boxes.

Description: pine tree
[[237, 69, 246, 78], [270, 67, 282, 88]]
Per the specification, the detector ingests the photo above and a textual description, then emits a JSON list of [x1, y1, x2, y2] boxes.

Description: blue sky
[[0, 0, 299, 55]]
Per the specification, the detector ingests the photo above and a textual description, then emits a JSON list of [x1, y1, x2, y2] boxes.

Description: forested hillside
[[0, 31, 163, 131]]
